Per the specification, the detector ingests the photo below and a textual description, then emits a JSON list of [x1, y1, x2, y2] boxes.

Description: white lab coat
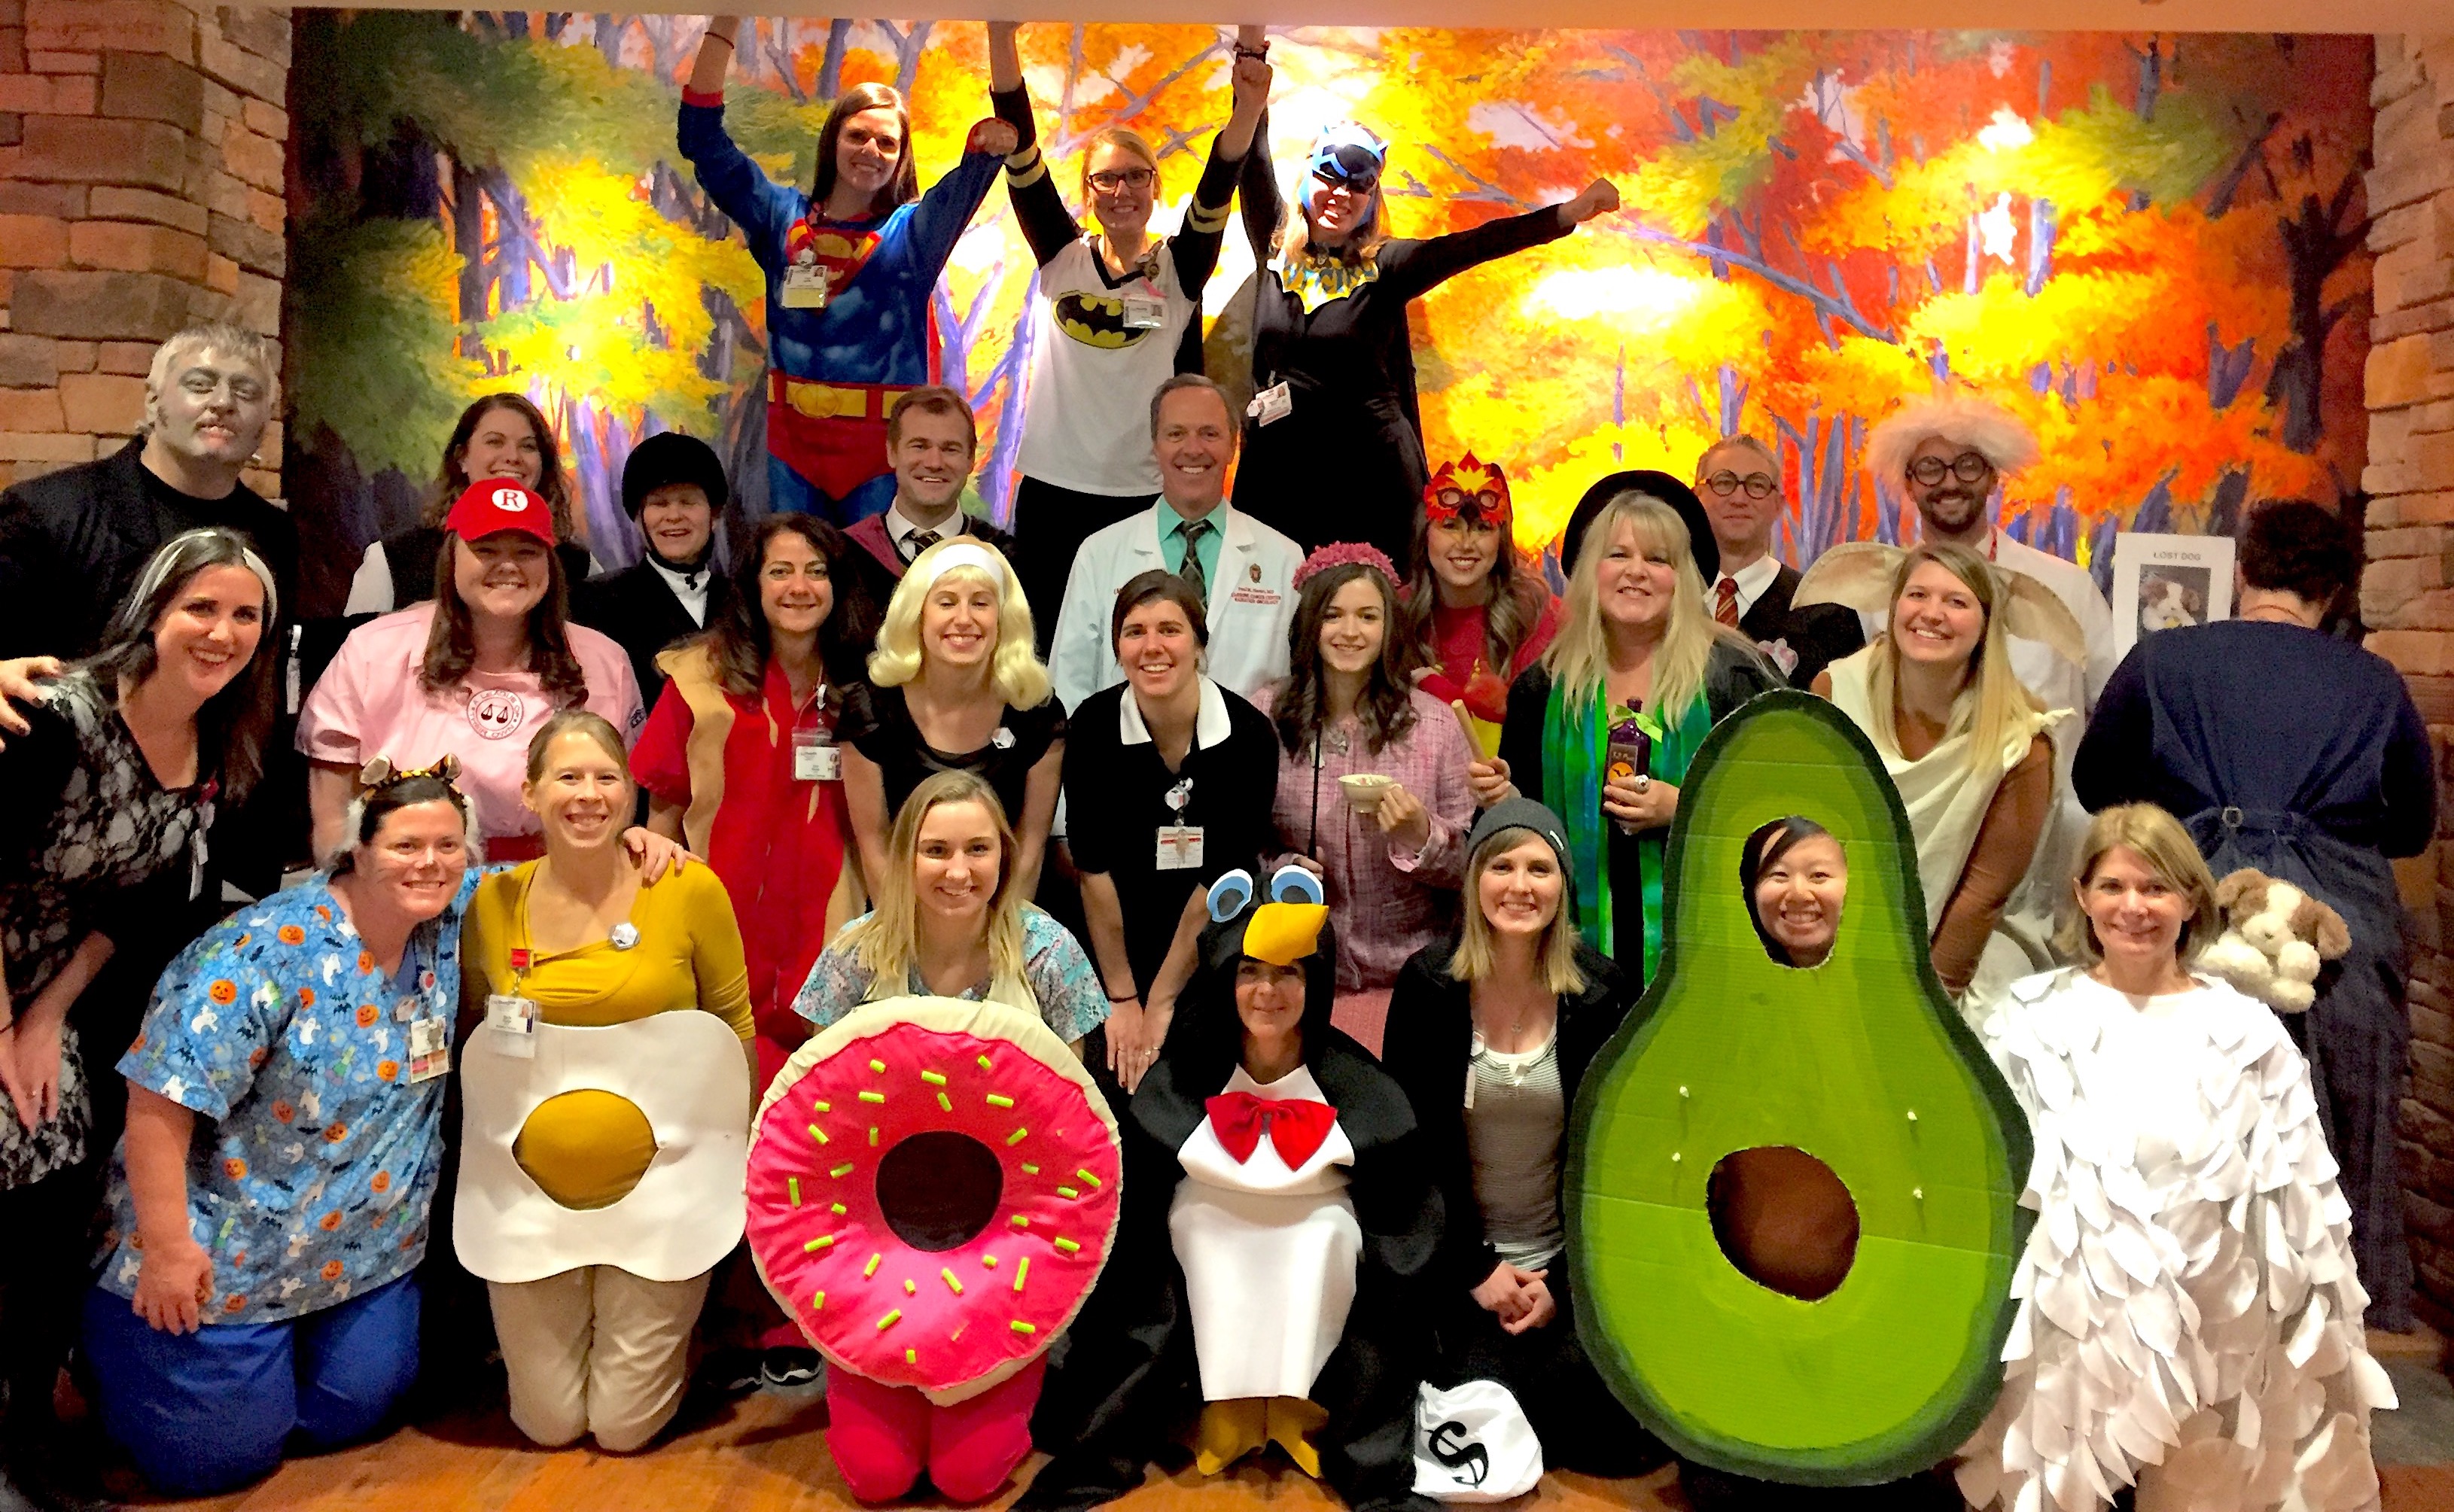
[[1049, 503, 1304, 715]]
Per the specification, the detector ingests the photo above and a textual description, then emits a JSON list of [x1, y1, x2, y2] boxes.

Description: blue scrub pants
[[81, 1272, 420, 1496]]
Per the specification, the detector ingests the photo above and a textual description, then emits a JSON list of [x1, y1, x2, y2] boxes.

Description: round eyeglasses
[[1907, 452, 1994, 487], [1705, 470, 1777, 500]]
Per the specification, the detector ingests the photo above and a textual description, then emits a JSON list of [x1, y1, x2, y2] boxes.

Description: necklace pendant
[[1325, 729, 1350, 757]]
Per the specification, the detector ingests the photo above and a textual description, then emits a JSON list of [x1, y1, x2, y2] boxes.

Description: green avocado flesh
[[1567, 692, 2031, 1485]]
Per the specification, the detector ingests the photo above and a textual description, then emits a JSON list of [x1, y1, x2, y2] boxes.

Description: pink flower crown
[[1292, 541, 1404, 595]]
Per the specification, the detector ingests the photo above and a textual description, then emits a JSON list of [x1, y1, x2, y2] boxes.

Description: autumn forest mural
[[281, 14, 2373, 613]]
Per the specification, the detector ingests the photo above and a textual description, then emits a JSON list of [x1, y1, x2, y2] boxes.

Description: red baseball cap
[[443, 480, 558, 546]]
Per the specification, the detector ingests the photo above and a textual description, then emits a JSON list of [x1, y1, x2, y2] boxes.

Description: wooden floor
[[107, 1389, 2454, 1512]]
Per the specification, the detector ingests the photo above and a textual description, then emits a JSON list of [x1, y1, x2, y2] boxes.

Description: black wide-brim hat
[[621, 430, 731, 519], [1557, 469, 1719, 586]]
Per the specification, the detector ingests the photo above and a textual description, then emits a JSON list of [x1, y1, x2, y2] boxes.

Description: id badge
[[1249, 381, 1292, 427], [793, 729, 842, 782], [781, 263, 830, 309], [1155, 825, 1205, 871], [1122, 294, 1165, 330], [484, 993, 539, 1060], [406, 1014, 452, 1081]]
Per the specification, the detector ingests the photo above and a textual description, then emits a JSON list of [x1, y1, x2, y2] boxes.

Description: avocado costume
[[1566, 692, 2031, 1485]]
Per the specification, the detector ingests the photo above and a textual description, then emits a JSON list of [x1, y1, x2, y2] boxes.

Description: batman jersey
[[1017, 236, 1203, 497]]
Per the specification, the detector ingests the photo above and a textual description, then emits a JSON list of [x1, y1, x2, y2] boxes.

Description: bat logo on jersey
[[1053, 291, 1152, 350]]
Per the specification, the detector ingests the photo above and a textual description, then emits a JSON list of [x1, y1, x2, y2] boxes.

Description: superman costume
[[679, 92, 1005, 523]]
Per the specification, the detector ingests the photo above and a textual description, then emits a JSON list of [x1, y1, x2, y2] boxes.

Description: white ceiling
[[359, 4, 2436, 37]]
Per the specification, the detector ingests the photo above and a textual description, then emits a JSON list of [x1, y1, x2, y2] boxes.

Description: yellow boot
[[1195, 1398, 1270, 1475], [1265, 1396, 1329, 1478]]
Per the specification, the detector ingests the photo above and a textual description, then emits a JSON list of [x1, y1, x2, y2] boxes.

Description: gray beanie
[[1466, 796, 1573, 876]]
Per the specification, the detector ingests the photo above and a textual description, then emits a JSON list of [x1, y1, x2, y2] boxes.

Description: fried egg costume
[[1956, 968, 2395, 1512], [1022, 871, 1443, 1512]]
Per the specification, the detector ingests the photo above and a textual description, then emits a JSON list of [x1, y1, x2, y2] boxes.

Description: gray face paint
[[148, 356, 274, 470]]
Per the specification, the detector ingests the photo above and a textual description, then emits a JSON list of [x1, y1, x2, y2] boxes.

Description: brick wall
[[0, 1, 288, 496], [2365, 34, 2454, 1331]]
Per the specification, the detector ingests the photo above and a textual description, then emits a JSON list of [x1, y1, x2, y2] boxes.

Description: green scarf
[[1541, 675, 1713, 981]]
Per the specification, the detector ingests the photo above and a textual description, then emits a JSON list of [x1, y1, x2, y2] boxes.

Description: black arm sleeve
[[2071, 646, 2154, 814], [0, 501, 73, 660], [1496, 666, 1548, 813], [1375, 959, 1503, 1295], [2379, 681, 2438, 859], [1238, 108, 1282, 266], [1375, 202, 1572, 304], [991, 85, 1079, 267]]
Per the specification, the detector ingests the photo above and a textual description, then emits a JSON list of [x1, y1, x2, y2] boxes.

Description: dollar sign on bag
[[1428, 1420, 1488, 1486]]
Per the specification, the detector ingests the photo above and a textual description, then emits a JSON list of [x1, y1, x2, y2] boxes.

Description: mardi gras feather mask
[[1424, 454, 1511, 529]]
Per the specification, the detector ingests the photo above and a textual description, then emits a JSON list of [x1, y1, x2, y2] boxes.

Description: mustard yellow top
[[464, 862, 753, 1209]]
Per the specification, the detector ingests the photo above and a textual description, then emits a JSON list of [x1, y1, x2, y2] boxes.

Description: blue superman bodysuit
[[679, 94, 1003, 523]]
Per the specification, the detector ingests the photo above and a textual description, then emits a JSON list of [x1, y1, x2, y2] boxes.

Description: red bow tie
[[1205, 1092, 1337, 1168]]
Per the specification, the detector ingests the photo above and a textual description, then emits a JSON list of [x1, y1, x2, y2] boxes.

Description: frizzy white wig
[[866, 535, 1052, 710], [1865, 394, 2040, 485]]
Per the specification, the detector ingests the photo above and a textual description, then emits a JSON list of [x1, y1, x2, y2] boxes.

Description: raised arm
[[1238, 103, 1283, 267], [678, 14, 803, 262], [1168, 35, 1270, 294], [1376, 178, 1618, 303], [988, 22, 1079, 266]]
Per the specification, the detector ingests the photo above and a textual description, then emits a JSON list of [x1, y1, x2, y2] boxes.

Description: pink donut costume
[[747, 996, 1122, 1501]]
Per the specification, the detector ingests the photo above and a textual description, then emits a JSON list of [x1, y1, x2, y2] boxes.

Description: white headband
[[924, 540, 1006, 591]]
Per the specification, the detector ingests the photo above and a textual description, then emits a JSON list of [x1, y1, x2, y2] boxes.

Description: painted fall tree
[[282, 17, 2368, 609]]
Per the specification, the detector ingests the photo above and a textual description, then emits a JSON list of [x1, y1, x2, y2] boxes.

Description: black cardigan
[[1378, 935, 1631, 1296]]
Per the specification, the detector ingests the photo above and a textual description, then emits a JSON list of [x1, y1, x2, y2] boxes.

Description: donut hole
[[1705, 1145, 1860, 1301], [877, 1130, 1005, 1252]]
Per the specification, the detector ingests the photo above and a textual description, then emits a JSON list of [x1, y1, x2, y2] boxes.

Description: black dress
[[1060, 680, 1279, 995], [1377, 937, 1659, 1475], [1233, 118, 1573, 566], [839, 681, 1065, 828], [2072, 618, 2437, 1330], [1494, 642, 1780, 989]]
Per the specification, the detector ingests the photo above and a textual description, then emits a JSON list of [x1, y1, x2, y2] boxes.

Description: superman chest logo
[[784, 223, 884, 291], [1054, 291, 1155, 350]]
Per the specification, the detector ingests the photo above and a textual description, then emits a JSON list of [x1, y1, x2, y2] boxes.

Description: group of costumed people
[[0, 17, 2431, 1512]]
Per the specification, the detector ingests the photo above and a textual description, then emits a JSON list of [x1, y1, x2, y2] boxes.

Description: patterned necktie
[[1178, 519, 1213, 604], [1715, 576, 1741, 628], [904, 528, 941, 564]]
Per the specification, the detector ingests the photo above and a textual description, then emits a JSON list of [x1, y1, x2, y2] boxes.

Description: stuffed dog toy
[[2197, 869, 2351, 1012]]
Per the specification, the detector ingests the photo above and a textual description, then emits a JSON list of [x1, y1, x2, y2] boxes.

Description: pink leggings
[[825, 1356, 1046, 1503]]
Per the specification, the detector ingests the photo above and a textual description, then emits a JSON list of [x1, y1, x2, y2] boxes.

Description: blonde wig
[[2054, 802, 2221, 966], [1864, 394, 2040, 486], [1542, 493, 1755, 716], [1448, 826, 1587, 996], [839, 769, 1036, 1011], [866, 536, 1053, 711], [1864, 542, 2044, 778]]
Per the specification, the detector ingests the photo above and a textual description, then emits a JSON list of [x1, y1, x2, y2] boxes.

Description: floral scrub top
[[792, 905, 1110, 1045], [96, 869, 480, 1325]]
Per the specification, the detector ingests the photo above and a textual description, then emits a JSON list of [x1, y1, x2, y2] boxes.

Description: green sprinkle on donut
[[921, 1070, 947, 1086], [1076, 1169, 1102, 1188], [1054, 1237, 1081, 1255], [859, 1091, 885, 1104], [1014, 1257, 1030, 1291], [1020, 1164, 1040, 1175], [987, 1094, 1015, 1109], [877, 1309, 900, 1330], [1006, 1127, 1028, 1145], [942, 1268, 963, 1294], [1010, 1320, 1036, 1334], [937, 1091, 953, 1112], [869, 1060, 886, 1074], [830, 1203, 847, 1215], [830, 1162, 854, 1179], [811, 1291, 824, 1311], [803, 1235, 834, 1253], [813, 1101, 831, 1113], [808, 1124, 829, 1145], [864, 1252, 882, 1278], [1058, 1186, 1079, 1199], [977, 1054, 993, 1071], [787, 1178, 802, 1207]]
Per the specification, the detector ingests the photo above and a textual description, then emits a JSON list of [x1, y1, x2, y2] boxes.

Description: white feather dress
[[1956, 968, 2396, 1512]]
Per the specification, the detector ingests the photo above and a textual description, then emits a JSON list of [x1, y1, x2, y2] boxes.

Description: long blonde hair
[[866, 537, 1052, 711], [842, 770, 1035, 1010], [1865, 542, 2041, 776], [1448, 826, 1586, 996], [1542, 493, 1752, 716]]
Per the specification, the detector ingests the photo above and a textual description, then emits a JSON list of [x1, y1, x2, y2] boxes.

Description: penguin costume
[[1021, 868, 1442, 1512]]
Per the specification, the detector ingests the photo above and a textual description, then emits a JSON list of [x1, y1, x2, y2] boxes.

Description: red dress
[[1418, 592, 1561, 750], [632, 648, 856, 1090]]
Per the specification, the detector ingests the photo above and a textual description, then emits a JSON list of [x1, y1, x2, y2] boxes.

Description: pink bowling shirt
[[297, 604, 644, 843]]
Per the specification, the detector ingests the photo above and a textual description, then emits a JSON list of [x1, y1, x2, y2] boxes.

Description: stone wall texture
[[2367, 33, 2454, 1331], [0, 1, 288, 496]]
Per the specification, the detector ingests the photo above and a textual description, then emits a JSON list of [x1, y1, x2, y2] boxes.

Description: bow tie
[[1204, 1092, 1336, 1168]]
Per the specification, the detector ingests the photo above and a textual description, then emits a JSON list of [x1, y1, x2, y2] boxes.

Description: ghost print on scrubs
[[96, 872, 478, 1326]]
